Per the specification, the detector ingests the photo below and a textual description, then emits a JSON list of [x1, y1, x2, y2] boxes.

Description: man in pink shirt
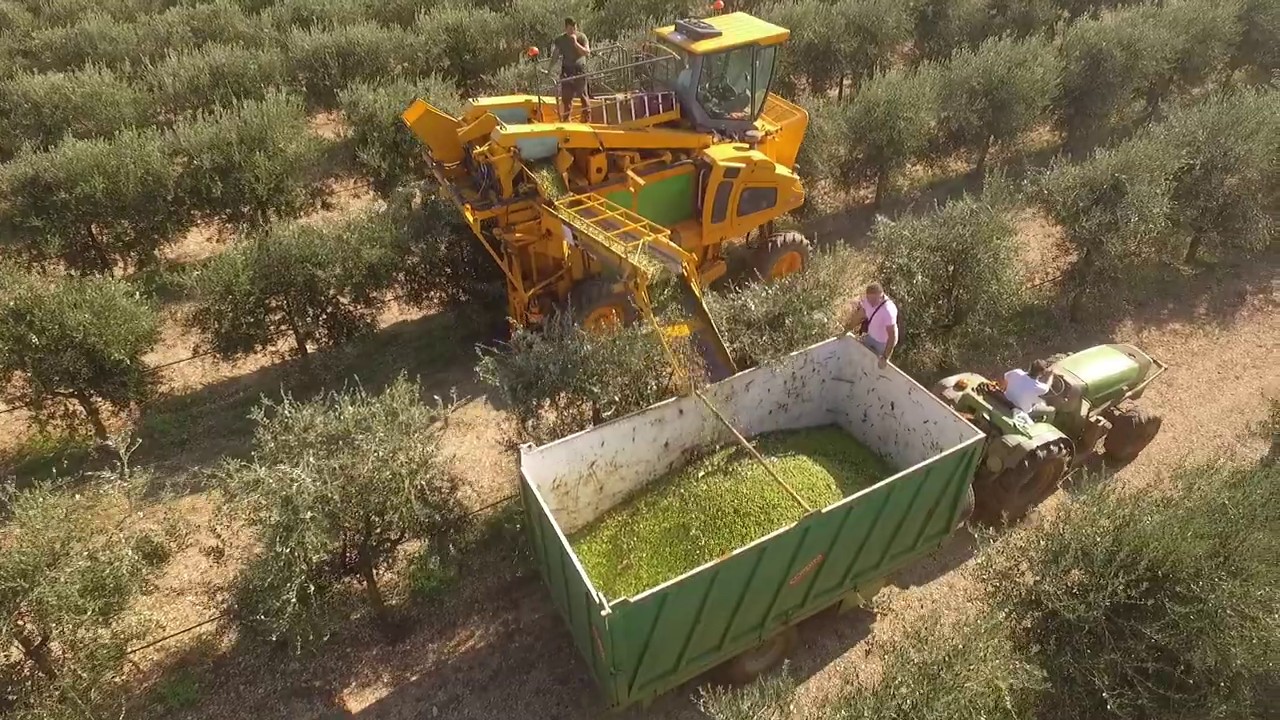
[[848, 282, 898, 369]]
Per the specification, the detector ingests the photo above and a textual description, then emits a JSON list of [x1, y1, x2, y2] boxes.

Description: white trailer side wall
[[520, 334, 977, 534]]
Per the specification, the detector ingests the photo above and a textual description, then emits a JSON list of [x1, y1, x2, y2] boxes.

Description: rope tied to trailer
[[693, 390, 812, 514]]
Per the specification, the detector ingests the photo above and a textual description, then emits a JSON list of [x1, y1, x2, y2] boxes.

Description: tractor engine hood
[[1052, 344, 1154, 407]]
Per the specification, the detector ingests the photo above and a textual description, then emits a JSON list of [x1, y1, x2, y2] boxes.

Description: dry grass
[[3, 106, 1275, 718]]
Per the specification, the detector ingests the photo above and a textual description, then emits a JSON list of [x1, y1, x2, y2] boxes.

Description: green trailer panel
[[520, 335, 985, 711], [521, 479, 614, 695]]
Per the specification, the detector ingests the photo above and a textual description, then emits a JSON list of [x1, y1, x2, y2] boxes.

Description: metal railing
[[532, 41, 684, 99]]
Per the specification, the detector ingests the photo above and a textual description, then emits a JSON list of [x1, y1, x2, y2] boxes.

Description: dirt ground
[[109, 232, 1276, 720], [3, 145, 1274, 719]]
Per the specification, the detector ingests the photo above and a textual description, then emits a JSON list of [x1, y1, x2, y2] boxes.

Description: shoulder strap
[[867, 299, 886, 323]]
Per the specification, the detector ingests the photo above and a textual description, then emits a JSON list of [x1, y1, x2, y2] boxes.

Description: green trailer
[[518, 334, 986, 710]]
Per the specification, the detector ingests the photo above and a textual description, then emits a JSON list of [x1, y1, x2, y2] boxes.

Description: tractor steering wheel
[[1048, 373, 1067, 397]]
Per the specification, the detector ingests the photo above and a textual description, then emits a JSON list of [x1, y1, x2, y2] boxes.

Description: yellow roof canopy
[[653, 12, 790, 54]]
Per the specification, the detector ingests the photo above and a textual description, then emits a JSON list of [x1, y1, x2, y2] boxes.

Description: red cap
[[526, 46, 540, 58], [711, 0, 724, 8]]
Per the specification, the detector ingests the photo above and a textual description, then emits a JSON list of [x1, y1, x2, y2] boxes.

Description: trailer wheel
[[754, 232, 811, 281], [1104, 403, 1162, 463], [954, 483, 976, 531], [718, 626, 797, 685], [568, 280, 637, 333], [972, 442, 1070, 526]]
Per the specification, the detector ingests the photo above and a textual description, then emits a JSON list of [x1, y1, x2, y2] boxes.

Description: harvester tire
[[754, 232, 811, 281], [718, 625, 797, 685], [568, 280, 637, 333], [972, 442, 1070, 526], [1104, 403, 1162, 463], [954, 483, 976, 531]]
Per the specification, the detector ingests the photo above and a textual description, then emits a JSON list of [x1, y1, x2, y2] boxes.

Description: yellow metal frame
[[653, 12, 790, 54], [400, 12, 811, 386]]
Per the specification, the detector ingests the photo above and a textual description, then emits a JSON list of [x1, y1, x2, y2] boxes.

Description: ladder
[[544, 192, 738, 386]]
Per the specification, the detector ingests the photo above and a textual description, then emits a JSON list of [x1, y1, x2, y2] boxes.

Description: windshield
[[696, 45, 777, 121], [652, 39, 690, 93]]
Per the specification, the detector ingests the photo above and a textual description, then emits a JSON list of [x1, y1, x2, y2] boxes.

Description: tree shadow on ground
[[137, 513, 890, 720], [802, 139, 1063, 250], [134, 309, 484, 497], [1097, 250, 1279, 336]]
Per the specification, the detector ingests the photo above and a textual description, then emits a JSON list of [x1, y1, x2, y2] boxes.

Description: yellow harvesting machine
[[402, 12, 811, 385]]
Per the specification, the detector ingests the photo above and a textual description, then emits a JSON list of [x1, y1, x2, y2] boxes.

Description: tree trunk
[[283, 307, 310, 359], [873, 166, 890, 208], [837, 76, 845, 102], [73, 392, 108, 443], [1067, 290, 1085, 322], [13, 624, 57, 680], [975, 136, 991, 186], [1184, 235, 1202, 264], [355, 537, 391, 636], [83, 226, 114, 276]]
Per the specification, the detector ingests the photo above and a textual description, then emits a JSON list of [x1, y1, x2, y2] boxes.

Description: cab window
[[696, 44, 777, 120], [652, 39, 690, 92]]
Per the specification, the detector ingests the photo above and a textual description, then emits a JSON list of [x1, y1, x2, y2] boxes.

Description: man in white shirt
[[848, 282, 898, 369], [1003, 359, 1054, 419]]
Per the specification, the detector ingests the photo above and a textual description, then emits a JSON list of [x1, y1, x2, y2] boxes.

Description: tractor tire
[[754, 232, 811, 282], [972, 442, 1071, 526], [568, 280, 637, 333], [717, 625, 797, 685], [954, 483, 976, 531], [1104, 403, 1163, 463]]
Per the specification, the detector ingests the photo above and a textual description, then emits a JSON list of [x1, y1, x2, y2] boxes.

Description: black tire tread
[[567, 279, 637, 327], [754, 231, 812, 280], [1104, 403, 1163, 463]]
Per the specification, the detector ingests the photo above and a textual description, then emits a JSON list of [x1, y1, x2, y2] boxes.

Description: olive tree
[[476, 315, 673, 443], [827, 610, 1044, 720], [151, 0, 274, 48], [173, 92, 328, 232], [20, 14, 159, 72], [414, 3, 520, 93], [0, 268, 159, 441], [0, 65, 153, 158], [186, 209, 401, 361], [840, 65, 940, 206], [834, 0, 912, 95], [1153, 89, 1279, 263], [481, 57, 545, 95], [873, 192, 1024, 376], [285, 21, 423, 107], [706, 246, 851, 369], [262, 0, 371, 30], [1036, 138, 1175, 320], [937, 35, 1060, 179], [976, 458, 1280, 720], [760, 0, 847, 95], [218, 376, 467, 647], [1233, 0, 1279, 75], [0, 1, 35, 34], [338, 75, 462, 196], [909, 0, 987, 62], [145, 43, 288, 117], [0, 129, 187, 275], [1054, 8, 1165, 155], [383, 188, 507, 318], [0, 483, 177, 719], [1138, 0, 1242, 114], [983, 0, 1060, 39]]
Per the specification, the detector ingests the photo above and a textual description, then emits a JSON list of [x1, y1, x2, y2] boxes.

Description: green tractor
[[935, 343, 1167, 525]]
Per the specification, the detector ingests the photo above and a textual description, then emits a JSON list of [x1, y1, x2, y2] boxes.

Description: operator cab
[[652, 13, 787, 134]]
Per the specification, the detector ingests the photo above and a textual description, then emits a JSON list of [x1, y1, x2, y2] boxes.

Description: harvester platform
[[543, 192, 737, 384]]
